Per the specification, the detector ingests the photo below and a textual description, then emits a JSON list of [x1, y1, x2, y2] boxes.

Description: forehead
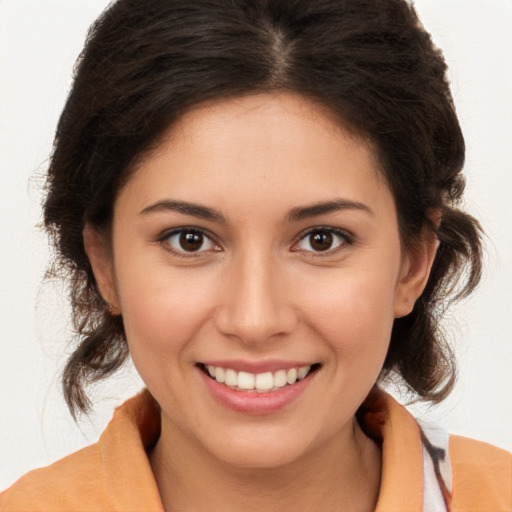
[[119, 92, 394, 221]]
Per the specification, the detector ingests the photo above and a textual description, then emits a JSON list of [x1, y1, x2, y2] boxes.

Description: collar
[[97, 390, 163, 510], [98, 387, 431, 511], [359, 388, 443, 512]]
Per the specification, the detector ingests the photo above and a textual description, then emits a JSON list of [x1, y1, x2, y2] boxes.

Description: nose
[[214, 251, 298, 346]]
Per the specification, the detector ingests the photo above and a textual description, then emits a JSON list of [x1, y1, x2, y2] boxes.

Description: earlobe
[[394, 229, 439, 318], [83, 224, 120, 314]]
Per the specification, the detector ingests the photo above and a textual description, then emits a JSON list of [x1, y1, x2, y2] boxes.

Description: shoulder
[[1, 391, 163, 512], [448, 434, 512, 511], [367, 389, 512, 511], [1, 443, 107, 511]]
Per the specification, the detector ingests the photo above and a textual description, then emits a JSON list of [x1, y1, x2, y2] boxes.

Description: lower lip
[[198, 368, 316, 414]]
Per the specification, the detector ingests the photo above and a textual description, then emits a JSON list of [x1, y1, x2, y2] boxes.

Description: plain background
[[1, 0, 511, 490]]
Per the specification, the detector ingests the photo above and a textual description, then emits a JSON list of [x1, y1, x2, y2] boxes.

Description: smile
[[198, 362, 320, 414], [203, 364, 315, 392]]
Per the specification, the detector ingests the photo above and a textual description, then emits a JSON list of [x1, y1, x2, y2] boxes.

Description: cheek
[[296, 267, 399, 363], [114, 258, 218, 359]]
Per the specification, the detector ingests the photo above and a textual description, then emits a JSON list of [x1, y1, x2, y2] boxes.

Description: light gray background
[[1, 0, 511, 490]]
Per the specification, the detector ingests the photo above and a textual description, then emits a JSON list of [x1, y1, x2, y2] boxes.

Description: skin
[[85, 92, 437, 511]]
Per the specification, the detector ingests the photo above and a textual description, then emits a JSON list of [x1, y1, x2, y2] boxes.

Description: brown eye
[[294, 228, 350, 254], [163, 228, 219, 255], [309, 231, 334, 251], [180, 231, 204, 252]]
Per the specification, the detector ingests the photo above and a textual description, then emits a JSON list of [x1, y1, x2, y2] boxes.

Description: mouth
[[198, 363, 321, 393]]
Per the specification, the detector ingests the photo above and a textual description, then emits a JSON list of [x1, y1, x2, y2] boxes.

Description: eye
[[161, 228, 221, 256], [293, 228, 352, 254]]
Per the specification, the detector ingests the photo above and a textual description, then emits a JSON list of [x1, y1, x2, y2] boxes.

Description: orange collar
[[97, 388, 429, 511], [5, 388, 509, 511]]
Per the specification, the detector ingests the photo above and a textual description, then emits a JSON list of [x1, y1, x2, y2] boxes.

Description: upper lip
[[199, 359, 318, 374]]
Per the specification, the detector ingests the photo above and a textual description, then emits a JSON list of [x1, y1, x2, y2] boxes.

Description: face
[[87, 92, 434, 469]]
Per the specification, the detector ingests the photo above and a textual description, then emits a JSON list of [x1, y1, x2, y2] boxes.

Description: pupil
[[180, 231, 203, 251], [311, 231, 333, 251]]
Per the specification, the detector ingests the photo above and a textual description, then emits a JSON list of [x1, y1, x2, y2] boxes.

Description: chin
[[196, 420, 325, 470], [212, 438, 310, 470]]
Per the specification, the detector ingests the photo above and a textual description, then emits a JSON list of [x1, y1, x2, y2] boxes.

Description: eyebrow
[[139, 200, 227, 223], [286, 199, 373, 222], [139, 198, 372, 223]]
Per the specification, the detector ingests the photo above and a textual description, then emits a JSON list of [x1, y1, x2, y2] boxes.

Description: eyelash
[[292, 227, 354, 257], [158, 226, 354, 259], [158, 227, 220, 259]]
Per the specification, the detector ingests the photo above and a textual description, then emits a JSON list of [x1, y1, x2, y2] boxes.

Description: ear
[[83, 224, 121, 314], [394, 223, 439, 318]]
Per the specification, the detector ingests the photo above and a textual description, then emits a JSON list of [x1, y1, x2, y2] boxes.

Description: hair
[[43, 0, 483, 417]]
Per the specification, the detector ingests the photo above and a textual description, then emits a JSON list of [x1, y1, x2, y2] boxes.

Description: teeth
[[255, 372, 274, 390], [238, 371, 255, 390], [286, 368, 297, 384], [274, 369, 287, 388], [204, 364, 314, 392], [225, 368, 238, 387], [297, 366, 310, 380], [214, 366, 225, 383]]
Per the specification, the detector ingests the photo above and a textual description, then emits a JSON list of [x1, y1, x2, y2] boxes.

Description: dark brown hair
[[43, 0, 482, 417]]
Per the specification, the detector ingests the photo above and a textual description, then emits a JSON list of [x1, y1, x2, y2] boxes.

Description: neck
[[150, 413, 381, 512]]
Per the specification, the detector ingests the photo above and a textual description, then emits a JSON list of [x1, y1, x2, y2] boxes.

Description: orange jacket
[[2, 389, 511, 511]]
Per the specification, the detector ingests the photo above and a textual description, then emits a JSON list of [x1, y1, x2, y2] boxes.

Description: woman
[[1, 0, 510, 510]]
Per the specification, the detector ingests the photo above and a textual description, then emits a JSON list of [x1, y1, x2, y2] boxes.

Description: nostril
[[214, 307, 299, 345]]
